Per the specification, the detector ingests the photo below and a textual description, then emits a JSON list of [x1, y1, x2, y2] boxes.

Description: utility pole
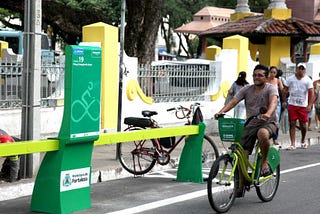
[[20, 0, 42, 178], [116, 0, 126, 159]]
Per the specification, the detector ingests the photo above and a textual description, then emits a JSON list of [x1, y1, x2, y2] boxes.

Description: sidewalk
[[0, 124, 319, 201]]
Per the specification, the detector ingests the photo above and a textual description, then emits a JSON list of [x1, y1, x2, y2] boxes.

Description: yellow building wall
[[259, 36, 290, 67], [205, 45, 221, 60], [0, 41, 8, 59], [249, 42, 259, 61], [257, 8, 292, 66], [82, 22, 119, 130], [258, 42, 271, 66], [223, 35, 248, 73], [310, 43, 320, 55]]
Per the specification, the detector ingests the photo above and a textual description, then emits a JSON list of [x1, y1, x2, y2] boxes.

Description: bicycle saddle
[[141, 110, 158, 117], [124, 117, 153, 128]]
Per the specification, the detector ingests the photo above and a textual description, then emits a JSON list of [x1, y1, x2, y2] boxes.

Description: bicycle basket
[[218, 118, 245, 142]]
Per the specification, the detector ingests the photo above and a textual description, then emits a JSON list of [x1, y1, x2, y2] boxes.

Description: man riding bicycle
[[215, 64, 278, 196]]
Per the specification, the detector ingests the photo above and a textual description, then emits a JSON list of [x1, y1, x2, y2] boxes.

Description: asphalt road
[[2, 144, 320, 214]]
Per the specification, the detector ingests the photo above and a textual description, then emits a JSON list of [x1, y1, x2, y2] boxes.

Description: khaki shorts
[[240, 122, 277, 154]]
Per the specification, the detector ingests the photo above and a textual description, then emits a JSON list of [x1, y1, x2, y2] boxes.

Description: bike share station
[[31, 45, 102, 213], [27, 44, 206, 213]]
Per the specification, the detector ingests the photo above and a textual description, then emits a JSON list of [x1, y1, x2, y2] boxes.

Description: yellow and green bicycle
[[207, 113, 280, 213]]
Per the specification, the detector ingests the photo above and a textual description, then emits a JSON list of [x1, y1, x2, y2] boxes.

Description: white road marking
[[145, 170, 176, 178], [106, 162, 320, 214], [106, 189, 207, 214], [280, 162, 320, 174]]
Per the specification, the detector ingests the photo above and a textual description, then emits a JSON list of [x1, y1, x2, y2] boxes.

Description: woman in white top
[[313, 73, 320, 130], [227, 71, 249, 119], [267, 66, 284, 146]]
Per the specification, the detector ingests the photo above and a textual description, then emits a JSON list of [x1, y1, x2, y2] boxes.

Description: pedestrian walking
[[224, 71, 249, 119], [267, 66, 284, 146], [308, 76, 314, 131], [283, 63, 314, 150], [276, 69, 289, 134], [313, 72, 320, 131]]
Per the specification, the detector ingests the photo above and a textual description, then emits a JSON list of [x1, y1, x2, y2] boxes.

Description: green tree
[[212, 0, 237, 8], [249, 0, 270, 12], [125, 0, 163, 64], [0, 0, 163, 64], [0, 0, 270, 62], [162, 0, 213, 58]]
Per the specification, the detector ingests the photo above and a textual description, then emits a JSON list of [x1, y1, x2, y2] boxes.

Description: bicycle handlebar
[[214, 113, 225, 120], [166, 105, 192, 113], [167, 107, 176, 112], [243, 107, 267, 126], [167, 103, 202, 120], [215, 107, 268, 126]]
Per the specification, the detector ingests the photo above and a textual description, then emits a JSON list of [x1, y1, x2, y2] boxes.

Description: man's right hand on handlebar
[[214, 113, 224, 120]]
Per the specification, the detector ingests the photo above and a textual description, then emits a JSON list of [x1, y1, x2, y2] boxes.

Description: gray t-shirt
[[234, 83, 279, 127]]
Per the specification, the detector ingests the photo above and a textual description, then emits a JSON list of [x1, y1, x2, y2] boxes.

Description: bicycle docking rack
[[0, 45, 206, 213], [176, 122, 206, 183], [0, 125, 205, 214]]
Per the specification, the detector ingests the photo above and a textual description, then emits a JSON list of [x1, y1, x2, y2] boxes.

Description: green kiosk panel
[[31, 45, 102, 214]]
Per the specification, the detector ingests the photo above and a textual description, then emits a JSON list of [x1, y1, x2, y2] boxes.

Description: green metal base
[[176, 122, 206, 183], [31, 141, 93, 214]]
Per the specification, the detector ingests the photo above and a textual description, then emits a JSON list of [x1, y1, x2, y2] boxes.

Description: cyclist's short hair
[[254, 64, 269, 77]]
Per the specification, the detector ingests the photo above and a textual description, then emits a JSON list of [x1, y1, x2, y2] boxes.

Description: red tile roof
[[200, 15, 320, 38]]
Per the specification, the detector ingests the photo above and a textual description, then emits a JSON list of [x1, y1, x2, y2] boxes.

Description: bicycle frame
[[125, 103, 199, 156], [155, 135, 185, 154], [225, 142, 273, 186], [125, 125, 186, 161], [208, 113, 280, 213], [119, 104, 219, 177]]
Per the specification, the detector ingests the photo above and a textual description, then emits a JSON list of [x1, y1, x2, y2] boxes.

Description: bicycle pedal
[[244, 180, 251, 191]]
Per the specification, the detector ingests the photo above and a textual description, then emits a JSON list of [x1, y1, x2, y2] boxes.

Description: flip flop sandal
[[286, 145, 296, 150], [260, 165, 271, 177], [301, 143, 308, 149]]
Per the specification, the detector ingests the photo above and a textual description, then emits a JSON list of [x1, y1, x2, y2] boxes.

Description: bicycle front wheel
[[207, 154, 239, 213], [202, 135, 219, 180], [117, 128, 157, 175], [255, 164, 280, 202]]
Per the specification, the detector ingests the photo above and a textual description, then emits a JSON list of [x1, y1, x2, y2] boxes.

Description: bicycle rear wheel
[[202, 135, 219, 181], [207, 154, 238, 213], [255, 164, 280, 202], [117, 127, 157, 175]]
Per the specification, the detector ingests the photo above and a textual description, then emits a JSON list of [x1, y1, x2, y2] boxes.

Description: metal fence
[[138, 62, 216, 103], [0, 61, 218, 109], [0, 61, 64, 109], [0, 60, 298, 109]]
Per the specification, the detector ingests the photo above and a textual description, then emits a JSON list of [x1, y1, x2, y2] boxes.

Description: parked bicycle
[[207, 110, 280, 213], [117, 103, 219, 180]]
